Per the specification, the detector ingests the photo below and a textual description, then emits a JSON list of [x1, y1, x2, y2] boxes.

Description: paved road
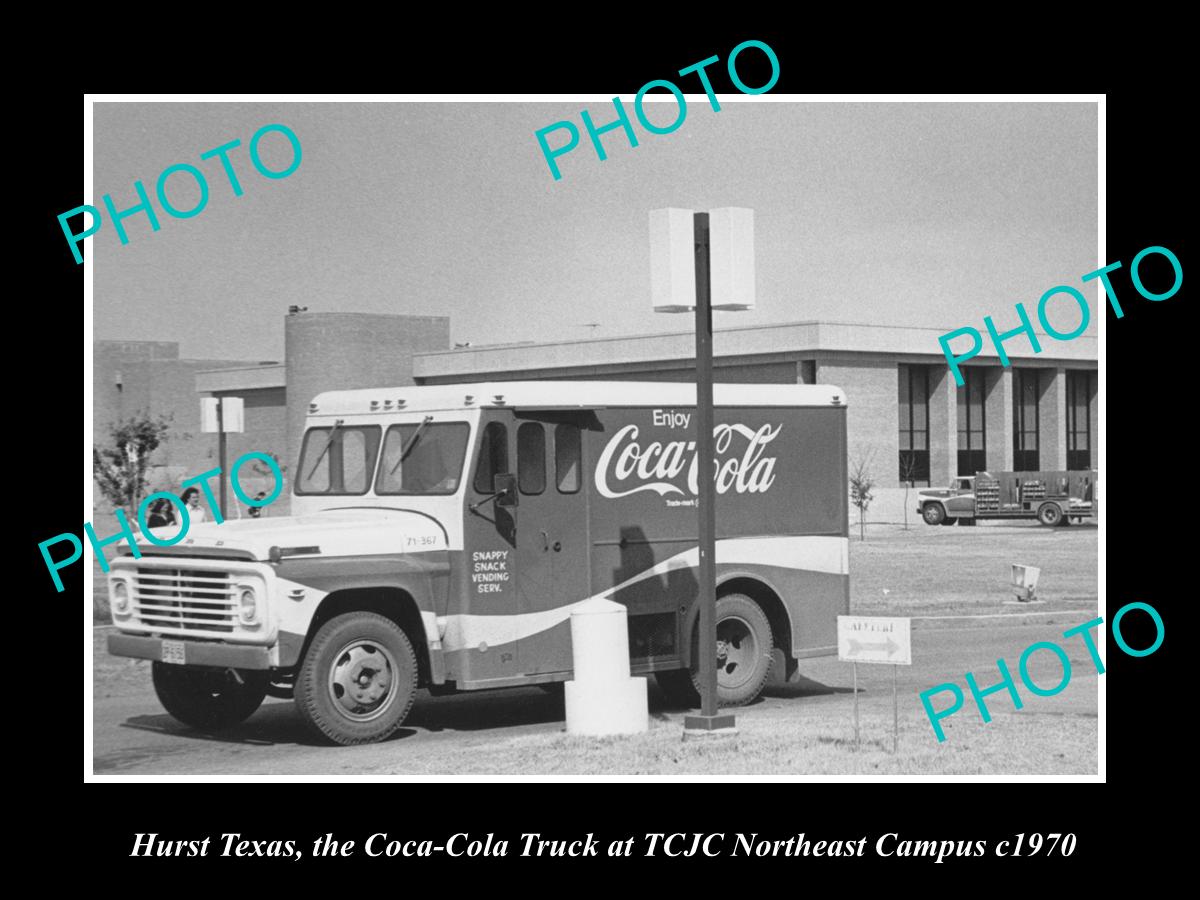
[[91, 618, 1099, 775]]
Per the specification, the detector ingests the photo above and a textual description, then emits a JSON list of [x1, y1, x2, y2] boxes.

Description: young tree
[[849, 450, 876, 541], [93, 414, 173, 522]]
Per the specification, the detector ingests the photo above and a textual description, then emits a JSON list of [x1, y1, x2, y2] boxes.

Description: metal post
[[217, 397, 228, 519], [683, 212, 735, 736], [853, 661, 859, 751], [893, 664, 899, 754]]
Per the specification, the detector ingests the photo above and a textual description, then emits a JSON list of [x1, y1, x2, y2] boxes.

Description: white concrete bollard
[[564, 597, 648, 735]]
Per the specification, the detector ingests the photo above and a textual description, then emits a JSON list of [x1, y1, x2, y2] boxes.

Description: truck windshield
[[376, 422, 470, 495], [296, 425, 381, 495]]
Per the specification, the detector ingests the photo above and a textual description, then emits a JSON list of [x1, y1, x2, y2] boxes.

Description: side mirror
[[495, 473, 518, 508]]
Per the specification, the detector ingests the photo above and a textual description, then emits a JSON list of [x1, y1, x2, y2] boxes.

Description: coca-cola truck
[[106, 381, 850, 745]]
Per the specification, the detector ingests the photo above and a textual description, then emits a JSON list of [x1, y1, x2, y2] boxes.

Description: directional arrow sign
[[838, 616, 912, 665]]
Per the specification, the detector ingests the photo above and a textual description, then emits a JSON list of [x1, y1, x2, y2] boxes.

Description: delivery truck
[[917, 470, 1098, 526], [106, 381, 850, 745]]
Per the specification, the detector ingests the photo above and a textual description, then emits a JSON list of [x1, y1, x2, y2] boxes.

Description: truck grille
[[130, 567, 237, 634]]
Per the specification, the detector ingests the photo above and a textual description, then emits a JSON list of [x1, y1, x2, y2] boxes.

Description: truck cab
[[917, 477, 976, 526]]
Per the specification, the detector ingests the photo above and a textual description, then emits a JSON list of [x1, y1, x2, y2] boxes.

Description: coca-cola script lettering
[[594, 422, 780, 499]]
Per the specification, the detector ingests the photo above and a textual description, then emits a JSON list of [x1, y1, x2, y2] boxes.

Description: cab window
[[296, 424, 381, 495], [473, 422, 509, 493], [376, 422, 469, 495], [518, 422, 546, 495], [555, 423, 581, 493]]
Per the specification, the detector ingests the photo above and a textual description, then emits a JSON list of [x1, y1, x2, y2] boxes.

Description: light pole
[[650, 207, 754, 737]]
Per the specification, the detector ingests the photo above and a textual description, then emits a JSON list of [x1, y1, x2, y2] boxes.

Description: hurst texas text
[[132, 831, 1077, 862]]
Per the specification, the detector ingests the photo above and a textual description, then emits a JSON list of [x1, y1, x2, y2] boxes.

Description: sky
[[92, 100, 1098, 363]]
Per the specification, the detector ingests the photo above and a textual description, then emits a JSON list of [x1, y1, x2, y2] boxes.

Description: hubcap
[[715, 616, 759, 691], [328, 640, 398, 721]]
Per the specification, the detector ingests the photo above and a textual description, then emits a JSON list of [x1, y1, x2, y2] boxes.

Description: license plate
[[161, 640, 186, 665]]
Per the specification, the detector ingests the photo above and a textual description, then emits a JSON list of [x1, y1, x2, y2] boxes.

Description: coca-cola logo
[[594, 418, 781, 499]]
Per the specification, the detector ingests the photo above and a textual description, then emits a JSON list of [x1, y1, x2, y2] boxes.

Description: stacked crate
[[974, 477, 1000, 512]]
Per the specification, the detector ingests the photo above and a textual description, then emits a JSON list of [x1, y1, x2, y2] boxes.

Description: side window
[[555, 423, 581, 493], [473, 422, 508, 493], [518, 423, 546, 495]]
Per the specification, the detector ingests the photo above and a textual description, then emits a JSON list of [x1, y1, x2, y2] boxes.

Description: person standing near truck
[[181, 486, 208, 524]]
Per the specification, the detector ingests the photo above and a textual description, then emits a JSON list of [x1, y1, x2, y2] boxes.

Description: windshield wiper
[[306, 419, 344, 480], [389, 416, 434, 476]]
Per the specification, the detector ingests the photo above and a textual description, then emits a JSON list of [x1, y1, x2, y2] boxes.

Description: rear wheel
[[152, 663, 268, 731], [705, 595, 774, 705], [294, 612, 419, 745], [922, 503, 946, 526], [656, 595, 776, 708], [1037, 503, 1064, 527]]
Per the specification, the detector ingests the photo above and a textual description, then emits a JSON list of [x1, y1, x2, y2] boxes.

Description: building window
[[898, 364, 930, 484], [800, 360, 816, 385], [1013, 369, 1040, 471], [1066, 370, 1094, 470], [956, 367, 987, 476]]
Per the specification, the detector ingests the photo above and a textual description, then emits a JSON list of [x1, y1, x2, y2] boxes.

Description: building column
[[984, 367, 1013, 472], [1039, 368, 1068, 471], [927, 366, 957, 487]]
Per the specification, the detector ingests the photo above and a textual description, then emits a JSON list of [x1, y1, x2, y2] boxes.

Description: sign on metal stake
[[838, 616, 912, 753]]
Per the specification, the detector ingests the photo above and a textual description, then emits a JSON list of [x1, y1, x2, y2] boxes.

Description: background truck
[[917, 470, 1098, 527], [106, 381, 850, 745]]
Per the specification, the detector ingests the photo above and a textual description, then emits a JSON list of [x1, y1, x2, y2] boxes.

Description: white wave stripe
[[437, 536, 848, 652]]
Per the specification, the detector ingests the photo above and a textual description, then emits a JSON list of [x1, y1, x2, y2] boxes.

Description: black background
[[30, 31, 1180, 881]]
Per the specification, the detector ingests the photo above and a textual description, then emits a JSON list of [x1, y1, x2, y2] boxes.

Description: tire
[[152, 663, 268, 731], [294, 612, 419, 745], [698, 594, 776, 706], [922, 503, 946, 526], [1037, 503, 1064, 527], [942, 517, 958, 526]]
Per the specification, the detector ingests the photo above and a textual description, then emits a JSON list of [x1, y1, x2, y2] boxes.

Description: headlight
[[111, 579, 130, 615], [238, 587, 260, 625]]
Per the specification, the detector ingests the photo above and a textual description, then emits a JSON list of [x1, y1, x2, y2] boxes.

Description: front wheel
[[294, 612, 419, 745], [922, 503, 946, 526], [152, 663, 268, 731]]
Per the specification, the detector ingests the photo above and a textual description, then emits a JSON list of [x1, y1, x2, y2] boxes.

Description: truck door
[[513, 417, 591, 675]]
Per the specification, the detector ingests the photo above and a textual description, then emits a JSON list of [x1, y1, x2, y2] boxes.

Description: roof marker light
[[370, 400, 380, 411], [494, 394, 506, 405], [308, 403, 318, 413], [397, 398, 407, 408], [465, 395, 475, 405]]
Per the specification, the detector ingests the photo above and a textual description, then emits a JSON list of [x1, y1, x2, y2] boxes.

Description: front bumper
[[108, 633, 272, 670]]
